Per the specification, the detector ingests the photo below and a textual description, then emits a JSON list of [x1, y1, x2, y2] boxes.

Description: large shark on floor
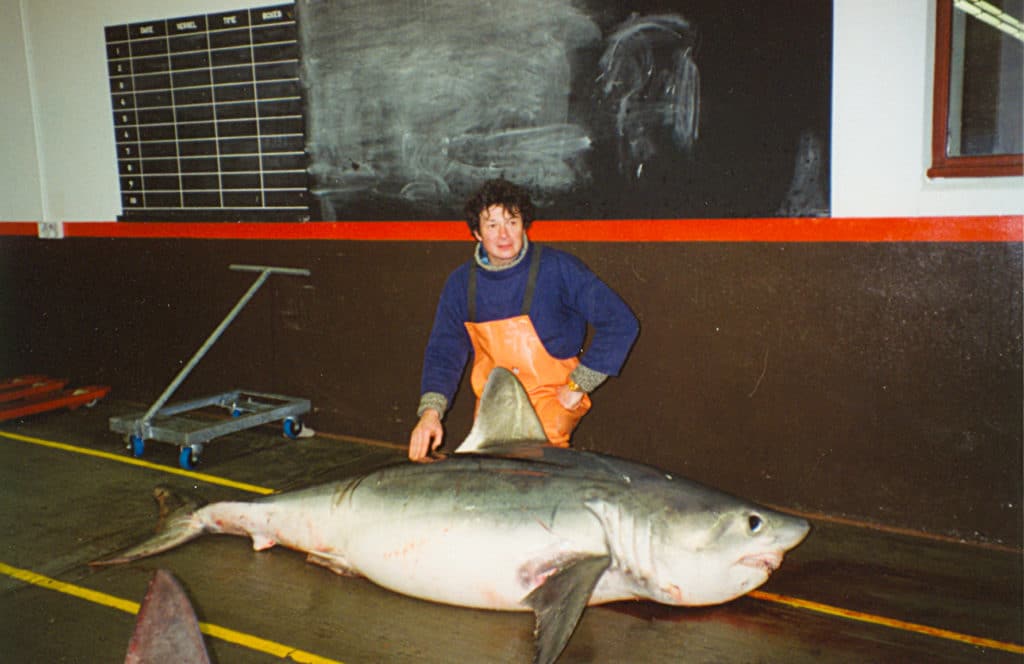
[[93, 367, 810, 663]]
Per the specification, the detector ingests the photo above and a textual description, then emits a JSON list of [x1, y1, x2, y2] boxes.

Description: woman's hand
[[556, 383, 585, 410], [409, 409, 444, 462]]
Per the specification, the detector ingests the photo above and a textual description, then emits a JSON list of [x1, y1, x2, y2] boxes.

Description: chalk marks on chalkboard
[[298, 1, 831, 220], [299, 0, 706, 218], [300, 0, 602, 217], [777, 130, 828, 217], [441, 124, 593, 200], [597, 14, 700, 180]]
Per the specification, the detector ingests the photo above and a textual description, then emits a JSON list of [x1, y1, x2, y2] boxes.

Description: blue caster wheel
[[178, 446, 198, 470], [129, 435, 145, 458], [283, 417, 303, 439]]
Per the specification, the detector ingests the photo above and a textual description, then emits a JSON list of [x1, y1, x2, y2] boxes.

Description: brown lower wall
[[1, 236, 1021, 547]]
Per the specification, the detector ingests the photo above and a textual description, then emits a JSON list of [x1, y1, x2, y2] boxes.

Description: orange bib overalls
[[464, 247, 591, 446]]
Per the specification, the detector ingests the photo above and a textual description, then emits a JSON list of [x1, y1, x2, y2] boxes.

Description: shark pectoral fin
[[522, 554, 610, 664], [456, 367, 548, 453]]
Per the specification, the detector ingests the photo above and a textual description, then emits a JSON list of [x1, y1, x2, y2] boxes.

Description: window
[[930, 0, 1023, 178]]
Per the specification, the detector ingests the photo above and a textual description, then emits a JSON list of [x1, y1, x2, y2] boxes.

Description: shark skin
[[93, 368, 810, 664]]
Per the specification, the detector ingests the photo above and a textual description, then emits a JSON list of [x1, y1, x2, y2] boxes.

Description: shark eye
[[748, 514, 764, 534]]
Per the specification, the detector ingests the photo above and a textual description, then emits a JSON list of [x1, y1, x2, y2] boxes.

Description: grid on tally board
[[105, 3, 310, 221]]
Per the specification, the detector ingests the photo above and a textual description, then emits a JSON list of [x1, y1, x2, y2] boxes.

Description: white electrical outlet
[[37, 222, 64, 239]]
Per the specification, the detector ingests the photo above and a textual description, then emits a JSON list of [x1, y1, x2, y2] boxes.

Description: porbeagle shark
[[94, 367, 810, 663]]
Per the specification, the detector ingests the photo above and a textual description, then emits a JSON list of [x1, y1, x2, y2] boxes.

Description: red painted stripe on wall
[[1, 216, 1021, 242], [0, 223, 41, 236], [533, 216, 1023, 242]]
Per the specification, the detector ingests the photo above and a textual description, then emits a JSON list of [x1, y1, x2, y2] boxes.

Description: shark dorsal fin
[[455, 367, 548, 453]]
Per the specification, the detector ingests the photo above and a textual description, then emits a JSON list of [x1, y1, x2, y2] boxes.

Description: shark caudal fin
[[90, 486, 206, 566], [124, 569, 211, 664], [455, 367, 548, 453]]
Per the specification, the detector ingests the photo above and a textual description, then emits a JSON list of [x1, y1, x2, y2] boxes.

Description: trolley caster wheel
[[178, 446, 199, 470], [129, 435, 145, 458], [283, 417, 303, 439]]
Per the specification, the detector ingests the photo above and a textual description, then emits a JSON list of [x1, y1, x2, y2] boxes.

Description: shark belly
[[334, 470, 612, 610]]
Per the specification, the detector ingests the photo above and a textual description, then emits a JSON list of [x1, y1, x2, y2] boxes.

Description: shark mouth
[[739, 551, 783, 573]]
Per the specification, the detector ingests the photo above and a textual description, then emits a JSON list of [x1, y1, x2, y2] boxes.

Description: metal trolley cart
[[110, 264, 311, 469]]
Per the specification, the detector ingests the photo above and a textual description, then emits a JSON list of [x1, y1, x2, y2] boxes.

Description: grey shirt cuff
[[570, 364, 607, 393], [417, 392, 449, 418]]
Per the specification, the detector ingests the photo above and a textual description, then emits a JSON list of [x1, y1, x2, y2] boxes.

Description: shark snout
[[790, 517, 812, 547]]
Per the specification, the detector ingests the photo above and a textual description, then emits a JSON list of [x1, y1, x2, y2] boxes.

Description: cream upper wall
[[1, 0, 1020, 222], [1, 0, 44, 219], [6, 0, 259, 222], [831, 0, 1021, 216]]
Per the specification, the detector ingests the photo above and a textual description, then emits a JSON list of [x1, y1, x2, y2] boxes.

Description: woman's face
[[474, 204, 525, 267]]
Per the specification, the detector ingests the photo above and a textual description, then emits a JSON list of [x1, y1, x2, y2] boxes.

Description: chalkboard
[[106, 3, 311, 221], [299, 0, 832, 221]]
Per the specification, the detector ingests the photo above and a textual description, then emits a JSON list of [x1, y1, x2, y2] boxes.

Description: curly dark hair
[[463, 179, 536, 234]]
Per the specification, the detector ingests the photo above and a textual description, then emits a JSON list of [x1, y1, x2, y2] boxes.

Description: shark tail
[[90, 486, 207, 566]]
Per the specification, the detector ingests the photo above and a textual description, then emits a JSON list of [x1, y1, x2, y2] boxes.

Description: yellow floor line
[[0, 431, 274, 495], [764, 504, 1022, 555], [4, 428, 1022, 656], [0, 561, 342, 664], [750, 590, 1024, 655]]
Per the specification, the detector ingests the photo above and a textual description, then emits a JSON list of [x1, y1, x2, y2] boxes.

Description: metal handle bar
[[138, 265, 310, 428]]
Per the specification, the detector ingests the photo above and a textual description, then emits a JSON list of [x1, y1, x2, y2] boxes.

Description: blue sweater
[[420, 242, 639, 406]]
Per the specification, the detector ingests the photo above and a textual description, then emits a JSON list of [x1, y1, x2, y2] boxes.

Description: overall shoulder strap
[[467, 264, 478, 322], [468, 245, 541, 322], [521, 245, 542, 316]]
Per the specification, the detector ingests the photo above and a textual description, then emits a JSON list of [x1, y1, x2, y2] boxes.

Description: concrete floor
[[1, 398, 1021, 663]]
